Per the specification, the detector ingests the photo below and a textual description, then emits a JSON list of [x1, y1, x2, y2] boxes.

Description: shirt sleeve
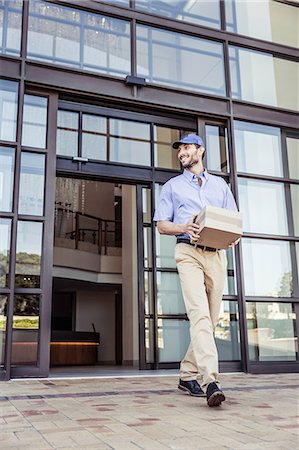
[[224, 184, 238, 211], [153, 182, 174, 222]]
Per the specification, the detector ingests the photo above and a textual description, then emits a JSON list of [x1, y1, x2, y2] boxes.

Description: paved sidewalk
[[0, 372, 298, 449]]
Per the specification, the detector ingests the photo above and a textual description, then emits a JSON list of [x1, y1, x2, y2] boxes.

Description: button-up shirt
[[153, 169, 238, 238]]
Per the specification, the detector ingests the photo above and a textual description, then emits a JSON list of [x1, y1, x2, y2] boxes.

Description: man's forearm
[[157, 221, 186, 236]]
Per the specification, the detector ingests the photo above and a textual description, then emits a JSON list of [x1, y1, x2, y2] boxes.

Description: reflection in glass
[[229, 46, 299, 111], [56, 110, 79, 157], [82, 114, 107, 160], [12, 294, 40, 366], [287, 138, 299, 180], [0, 295, 8, 367], [154, 126, 192, 170], [110, 137, 151, 166], [144, 271, 153, 315], [28, 0, 131, 77], [19, 153, 45, 216], [205, 125, 228, 173], [15, 221, 43, 288], [22, 95, 48, 148], [137, 25, 226, 96], [225, 0, 299, 48], [234, 121, 282, 177], [0, 0, 22, 55], [238, 178, 288, 235], [158, 319, 189, 363], [136, 0, 221, 29], [223, 247, 236, 295], [0, 79, 18, 142], [155, 231, 176, 269], [242, 239, 292, 297], [110, 119, 150, 140], [143, 227, 152, 269], [0, 219, 11, 288], [0, 147, 15, 212], [247, 302, 296, 361], [216, 301, 240, 361], [156, 272, 185, 315], [142, 188, 152, 223], [145, 317, 154, 363], [290, 185, 299, 237]]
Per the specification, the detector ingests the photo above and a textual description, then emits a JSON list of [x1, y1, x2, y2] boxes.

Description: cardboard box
[[191, 205, 243, 249]]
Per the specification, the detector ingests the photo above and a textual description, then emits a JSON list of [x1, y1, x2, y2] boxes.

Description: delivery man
[[153, 134, 239, 407]]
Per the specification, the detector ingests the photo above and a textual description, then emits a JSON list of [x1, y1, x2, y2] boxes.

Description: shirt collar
[[183, 168, 209, 182]]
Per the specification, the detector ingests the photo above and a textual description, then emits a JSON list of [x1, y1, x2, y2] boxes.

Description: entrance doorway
[[50, 177, 139, 375]]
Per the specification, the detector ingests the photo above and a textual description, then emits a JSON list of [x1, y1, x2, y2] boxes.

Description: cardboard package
[[191, 205, 243, 249]]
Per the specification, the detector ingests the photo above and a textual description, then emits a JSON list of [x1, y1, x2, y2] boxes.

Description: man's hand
[[229, 238, 241, 248], [185, 214, 201, 242]]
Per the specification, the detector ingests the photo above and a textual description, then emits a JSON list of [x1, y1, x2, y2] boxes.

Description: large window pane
[[287, 137, 299, 180], [0, 79, 18, 142], [238, 179, 288, 236], [226, 0, 299, 49], [56, 110, 79, 157], [0, 146, 14, 212], [15, 221, 43, 288], [0, 219, 11, 288], [205, 125, 228, 173], [229, 46, 299, 111], [0, 0, 22, 56], [28, 0, 131, 77], [247, 302, 297, 361], [12, 294, 40, 366], [242, 239, 292, 297], [290, 185, 299, 237], [234, 122, 283, 177], [0, 295, 8, 367], [22, 95, 48, 149], [154, 126, 194, 170], [82, 114, 107, 160], [158, 319, 189, 363], [19, 152, 45, 216], [216, 301, 240, 361], [155, 231, 176, 269], [137, 25, 226, 96], [136, 0, 221, 29], [156, 272, 185, 315]]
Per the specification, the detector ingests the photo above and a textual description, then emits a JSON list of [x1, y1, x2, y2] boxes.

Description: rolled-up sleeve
[[153, 183, 174, 222]]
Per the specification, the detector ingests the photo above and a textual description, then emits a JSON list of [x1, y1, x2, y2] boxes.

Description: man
[[153, 134, 239, 407]]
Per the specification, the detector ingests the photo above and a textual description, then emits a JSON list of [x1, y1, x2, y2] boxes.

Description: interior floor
[[49, 365, 179, 379]]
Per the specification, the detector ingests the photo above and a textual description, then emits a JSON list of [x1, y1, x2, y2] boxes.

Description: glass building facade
[[0, 0, 298, 379]]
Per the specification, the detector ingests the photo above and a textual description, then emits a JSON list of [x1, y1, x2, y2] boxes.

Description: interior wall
[[76, 290, 115, 363]]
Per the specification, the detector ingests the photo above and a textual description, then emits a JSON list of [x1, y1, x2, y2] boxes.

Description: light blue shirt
[[153, 169, 238, 238]]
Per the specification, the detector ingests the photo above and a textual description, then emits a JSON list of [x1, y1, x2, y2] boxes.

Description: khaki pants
[[175, 243, 227, 391]]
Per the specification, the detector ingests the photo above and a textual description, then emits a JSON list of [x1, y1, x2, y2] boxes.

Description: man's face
[[177, 143, 202, 168]]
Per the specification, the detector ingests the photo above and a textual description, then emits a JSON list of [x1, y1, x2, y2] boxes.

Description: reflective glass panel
[[15, 221, 43, 288], [238, 179, 288, 235], [142, 188, 152, 223], [154, 126, 194, 170], [287, 137, 299, 180], [223, 247, 236, 295], [234, 121, 283, 177], [0, 219, 11, 288], [28, 0, 131, 77], [22, 95, 48, 148], [290, 185, 299, 237], [156, 271, 185, 315], [19, 152, 45, 216], [229, 46, 299, 111], [0, 0, 22, 56], [110, 118, 150, 140], [12, 294, 40, 366], [158, 319, 189, 362], [145, 317, 155, 363], [144, 271, 153, 315], [143, 227, 152, 269], [137, 25, 226, 96], [0, 295, 7, 367], [242, 239, 292, 297], [0, 79, 18, 142], [216, 301, 240, 361], [205, 125, 228, 173], [110, 138, 151, 166], [82, 114, 107, 160], [247, 302, 297, 361], [155, 231, 176, 269], [225, 0, 299, 48], [0, 146, 15, 212], [56, 110, 79, 157], [136, 0, 221, 29]]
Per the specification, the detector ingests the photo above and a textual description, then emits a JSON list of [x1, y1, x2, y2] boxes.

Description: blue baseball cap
[[172, 133, 204, 149]]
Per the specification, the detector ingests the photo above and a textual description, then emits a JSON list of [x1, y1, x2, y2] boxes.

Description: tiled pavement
[[0, 372, 298, 450]]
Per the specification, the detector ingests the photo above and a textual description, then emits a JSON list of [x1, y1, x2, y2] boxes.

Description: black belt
[[176, 238, 217, 252]]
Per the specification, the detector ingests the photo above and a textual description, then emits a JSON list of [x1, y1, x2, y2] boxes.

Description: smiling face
[[177, 143, 205, 169]]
